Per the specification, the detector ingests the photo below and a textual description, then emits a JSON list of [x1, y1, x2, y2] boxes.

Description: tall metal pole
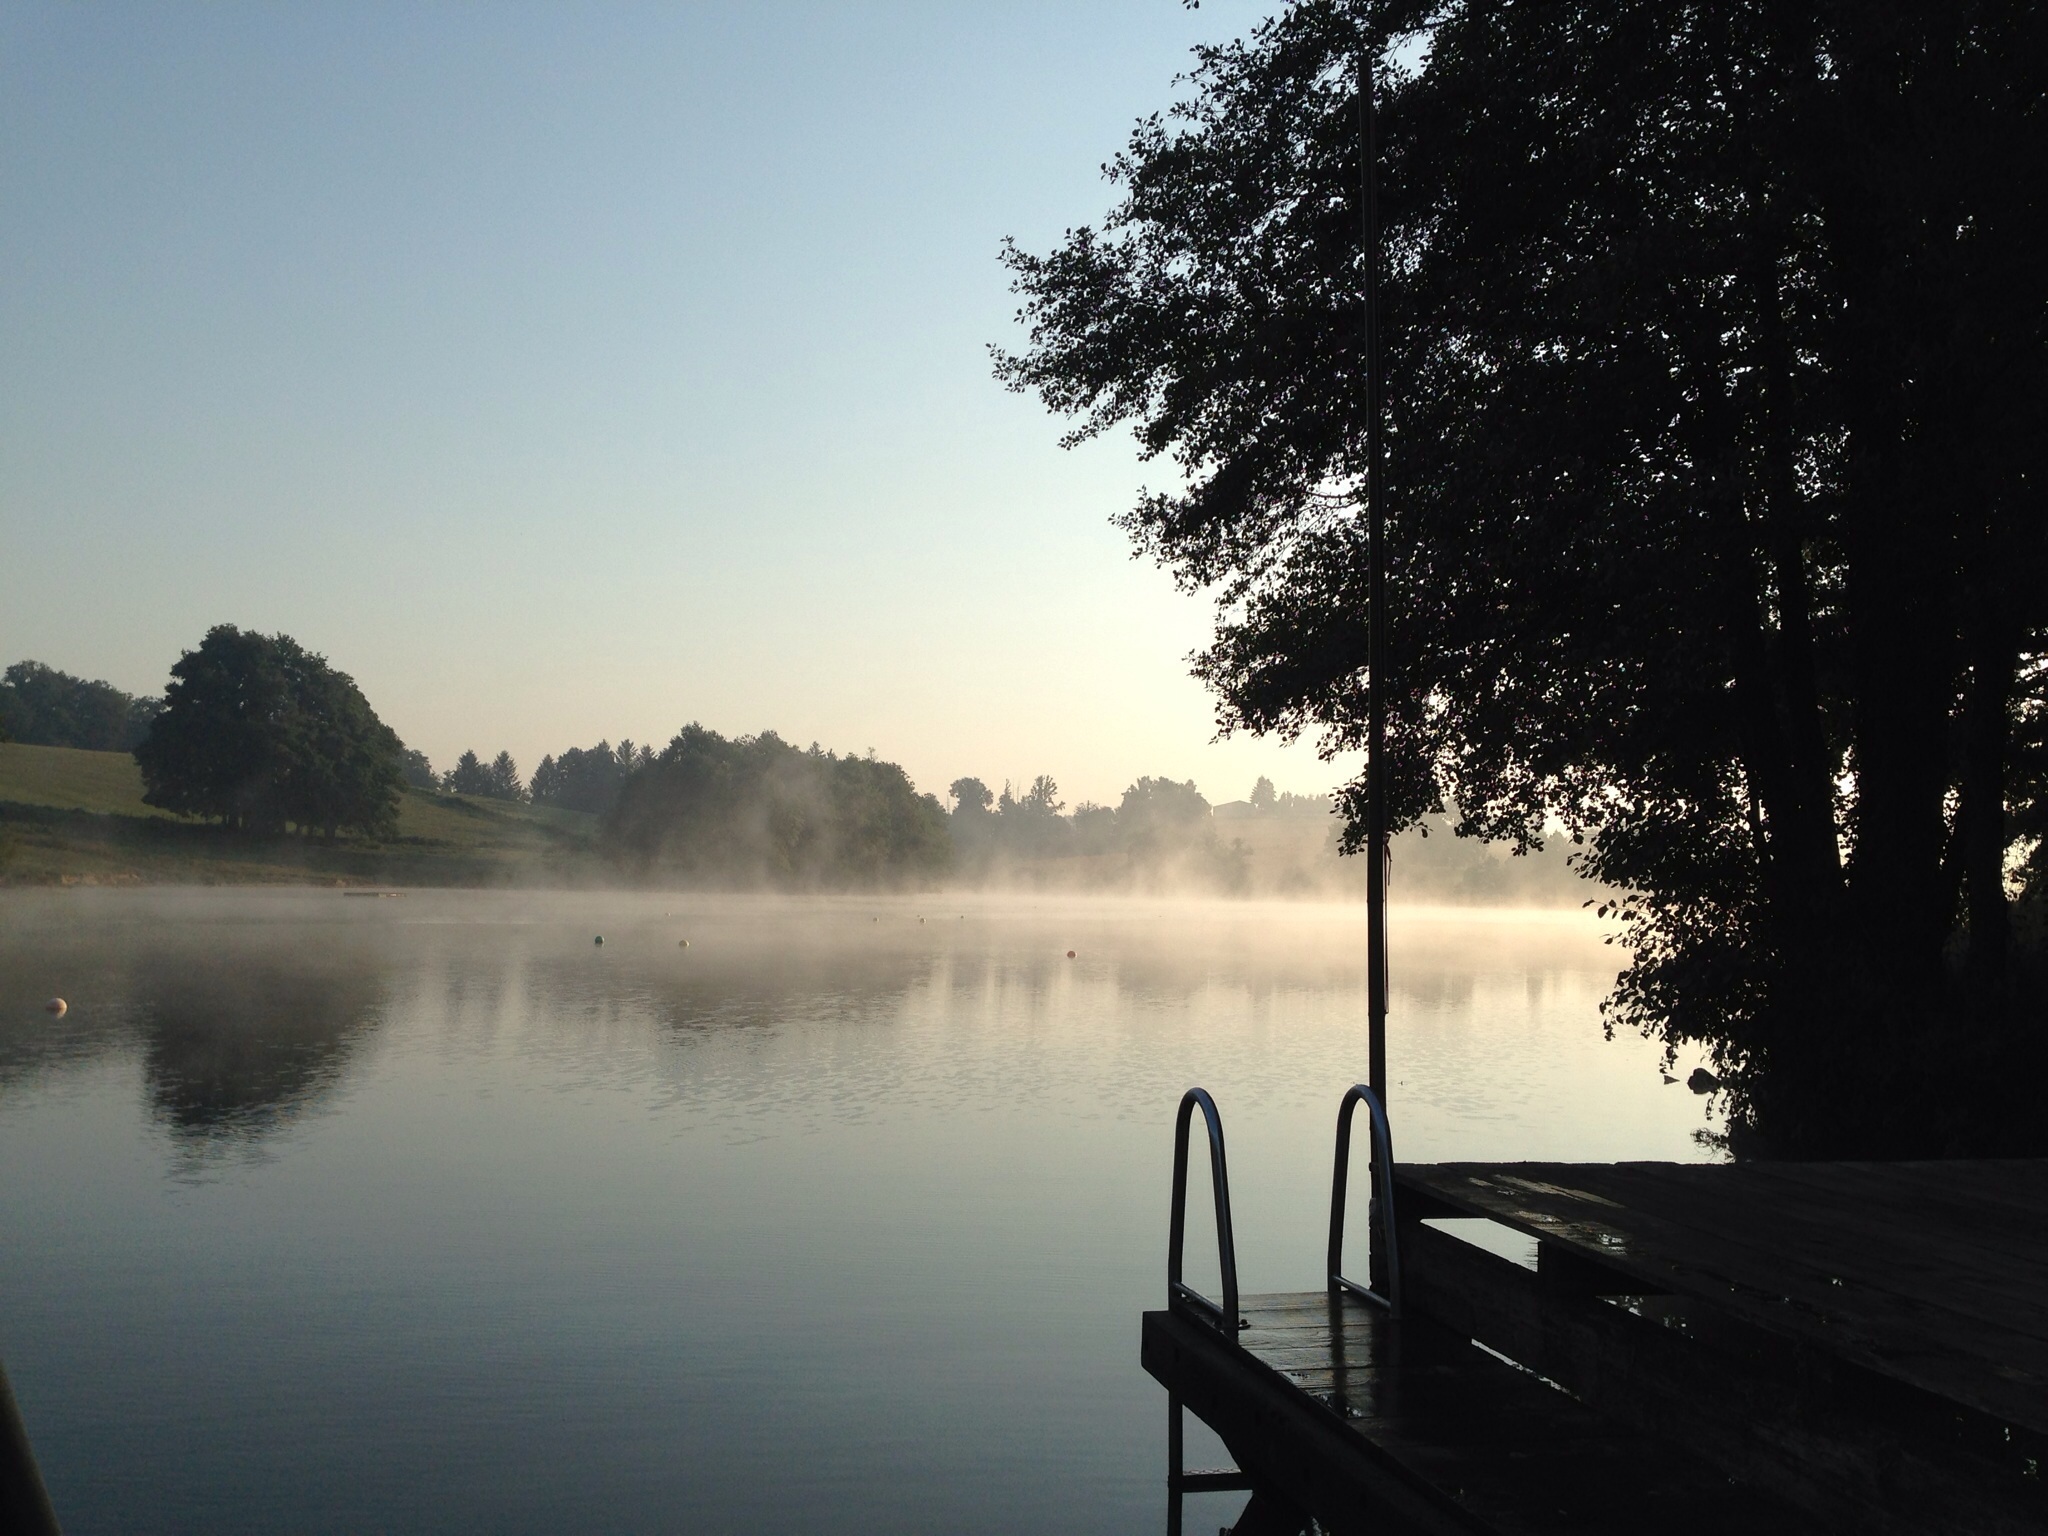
[[1361, 46, 1389, 1108]]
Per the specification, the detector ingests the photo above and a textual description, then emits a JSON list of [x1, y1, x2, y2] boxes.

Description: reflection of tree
[[0, 907, 392, 1148], [139, 960, 384, 1143]]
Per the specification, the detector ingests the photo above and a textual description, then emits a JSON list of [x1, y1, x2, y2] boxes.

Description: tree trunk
[[1842, 448, 1955, 1008]]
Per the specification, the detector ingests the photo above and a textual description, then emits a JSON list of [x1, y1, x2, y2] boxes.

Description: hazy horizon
[[0, 2, 1351, 809]]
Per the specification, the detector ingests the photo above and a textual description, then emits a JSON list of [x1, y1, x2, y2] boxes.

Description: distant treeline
[[947, 772, 1252, 891], [424, 729, 948, 885], [0, 661, 162, 751], [12, 638, 1590, 899], [409, 740, 652, 809], [605, 726, 948, 887], [939, 771, 1587, 900]]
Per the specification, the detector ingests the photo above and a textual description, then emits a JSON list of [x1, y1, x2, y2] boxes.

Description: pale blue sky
[[1, 1, 1347, 807]]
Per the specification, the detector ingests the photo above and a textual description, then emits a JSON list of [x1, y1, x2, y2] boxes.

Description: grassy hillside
[[0, 742, 171, 818], [0, 742, 602, 886]]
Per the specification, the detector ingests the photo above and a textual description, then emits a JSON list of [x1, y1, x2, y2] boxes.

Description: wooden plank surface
[[1145, 1293, 1819, 1536], [1394, 1160, 2048, 1435], [1739, 1160, 2048, 1263], [1399, 1215, 2047, 1535]]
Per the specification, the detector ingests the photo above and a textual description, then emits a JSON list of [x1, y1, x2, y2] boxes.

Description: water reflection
[[0, 890, 1711, 1536], [138, 960, 383, 1144], [0, 897, 388, 1150]]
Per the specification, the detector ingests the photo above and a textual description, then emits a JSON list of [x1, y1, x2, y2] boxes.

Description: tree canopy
[[998, 1, 2048, 1154], [134, 625, 404, 838]]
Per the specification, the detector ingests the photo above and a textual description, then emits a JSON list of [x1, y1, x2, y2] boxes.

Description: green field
[[0, 742, 602, 886]]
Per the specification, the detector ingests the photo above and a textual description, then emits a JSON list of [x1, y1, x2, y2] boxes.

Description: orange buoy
[[45, 998, 67, 1016], [1065, 950, 1075, 959]]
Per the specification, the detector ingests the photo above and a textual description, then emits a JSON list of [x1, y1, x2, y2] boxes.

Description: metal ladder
[[1163, 1084, 1402, 1535]]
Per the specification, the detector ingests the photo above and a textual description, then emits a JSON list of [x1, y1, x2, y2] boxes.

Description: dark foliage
[[134, 625, 404, 838], [997, 1, 2048, 1154], [532, 739, 651, 815], [399, 749, 438, 791], [442, 749, 525, 802], [603, 726, 951, 888], [443, 751, 490, 796], [0, 660, 162, 751], [949, 776, 996, 816]]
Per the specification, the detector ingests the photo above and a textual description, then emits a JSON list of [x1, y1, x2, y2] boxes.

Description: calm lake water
[[0, 889, 1715, 1534]]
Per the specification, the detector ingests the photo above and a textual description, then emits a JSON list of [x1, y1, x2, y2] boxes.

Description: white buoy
[[45, 998, 67, 1016], [679, 939, 689, 949]]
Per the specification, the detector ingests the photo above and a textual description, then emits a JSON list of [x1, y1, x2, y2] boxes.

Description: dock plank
[[1565, 1161, 2048, 1337], [1146, 1292, 1821, 1536], [1399, 1212, 2047, 1535], [1395, 1160, 2048, 1435], [1738, 1160, 2048, 1261]]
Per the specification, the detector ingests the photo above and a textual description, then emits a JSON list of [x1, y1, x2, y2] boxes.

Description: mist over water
[[0, 889, 1714, 1535]]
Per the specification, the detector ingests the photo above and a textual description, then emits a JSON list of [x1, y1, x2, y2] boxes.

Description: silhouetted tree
[[997, 1, 2048, 1155], [134, 625, 402, 837], [1022, 774, 1064, 816], [1117, 777, 1211, 846], [487, 751, 524, 801], [443, 750, 492, 796], [530, 753, 562, 802], [950, 776, 995, 816]]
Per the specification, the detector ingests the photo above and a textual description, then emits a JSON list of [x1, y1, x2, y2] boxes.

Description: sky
[[0, 1, 1351, 810]]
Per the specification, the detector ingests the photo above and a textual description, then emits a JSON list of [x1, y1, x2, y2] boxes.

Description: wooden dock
[[1145, 1097, 2047, 1535]]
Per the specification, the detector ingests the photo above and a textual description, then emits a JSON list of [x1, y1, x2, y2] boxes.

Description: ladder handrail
[[1327, 1082, 1402, 1315], [1167, 1087, 1242, 1337]]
